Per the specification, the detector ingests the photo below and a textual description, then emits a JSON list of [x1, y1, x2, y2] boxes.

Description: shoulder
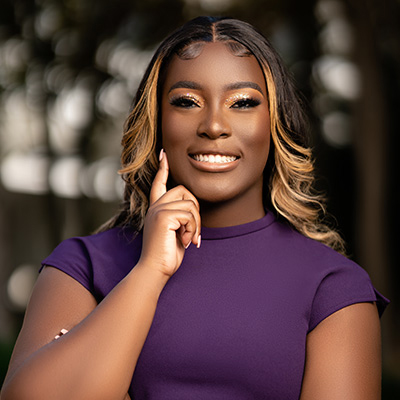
[[44, 226, 140, 262], [265, 216, 388, 327], [75, 226, 139, 250], [41, 226, 142, 301], [266, 216, 358, 275]]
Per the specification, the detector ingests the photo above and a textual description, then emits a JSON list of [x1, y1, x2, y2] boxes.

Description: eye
[[230, 98, 261, 109], [169, 96, 201, 108]]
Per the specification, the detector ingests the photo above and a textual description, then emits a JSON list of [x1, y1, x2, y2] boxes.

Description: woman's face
[[161, 41, 270, 207]]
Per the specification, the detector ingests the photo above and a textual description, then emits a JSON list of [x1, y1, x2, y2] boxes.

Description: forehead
[[162, 42, 267, 94]]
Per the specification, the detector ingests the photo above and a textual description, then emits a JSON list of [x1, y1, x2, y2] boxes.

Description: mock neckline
[[200, 211, 276, 240]]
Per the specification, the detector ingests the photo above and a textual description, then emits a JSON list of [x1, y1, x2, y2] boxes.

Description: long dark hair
[[100, 16, 345, 253]]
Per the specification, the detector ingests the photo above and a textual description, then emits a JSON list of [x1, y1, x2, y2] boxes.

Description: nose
[[197, 107, 232, 139]]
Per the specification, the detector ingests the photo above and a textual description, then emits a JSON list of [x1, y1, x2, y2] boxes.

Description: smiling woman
[[1, 16, 389, 400], [161, 41, 270, 225]]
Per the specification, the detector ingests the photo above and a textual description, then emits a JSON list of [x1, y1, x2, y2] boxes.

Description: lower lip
[[188, 155, 240, 172]]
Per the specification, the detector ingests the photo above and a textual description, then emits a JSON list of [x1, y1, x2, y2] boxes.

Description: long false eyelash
[[169, 94, 261, 109], [169, 95, 201, 108], [230, 98, 261, 108]]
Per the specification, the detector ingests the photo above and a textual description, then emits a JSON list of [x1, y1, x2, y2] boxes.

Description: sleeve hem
[[40, 263, 95, 298], [307, 296, 382, 333]]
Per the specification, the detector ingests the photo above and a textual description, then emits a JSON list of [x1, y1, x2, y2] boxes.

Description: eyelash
[[169, 96, 261, 109], [170, 96, 200, 108], [230, 98, 261, 109]]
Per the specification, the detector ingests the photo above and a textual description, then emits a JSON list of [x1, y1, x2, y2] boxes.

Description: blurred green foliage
[[0, 0, 399, 396]]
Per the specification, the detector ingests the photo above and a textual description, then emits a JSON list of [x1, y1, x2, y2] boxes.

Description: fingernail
[[159, 148, 164, 162], [197, 235, 201, 249], [54, 328, 68, 340], [185, 242, 191, 249]]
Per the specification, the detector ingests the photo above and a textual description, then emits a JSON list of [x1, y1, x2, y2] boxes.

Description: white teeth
[[193, 154, 237, 163]]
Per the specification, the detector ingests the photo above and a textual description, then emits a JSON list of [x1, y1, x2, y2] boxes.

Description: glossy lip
[[188, 151, 240, 172]]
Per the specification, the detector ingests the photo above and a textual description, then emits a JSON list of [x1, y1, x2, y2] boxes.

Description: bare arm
[[1, 150, 201, 400], [300, 302, 382, 400], [2, 264, 167, 400]]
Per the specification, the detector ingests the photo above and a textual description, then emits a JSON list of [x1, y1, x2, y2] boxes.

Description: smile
[[190, 154, 239, 164]]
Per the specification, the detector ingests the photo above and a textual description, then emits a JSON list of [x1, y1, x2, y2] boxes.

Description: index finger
[[149, 149, 169, 205]]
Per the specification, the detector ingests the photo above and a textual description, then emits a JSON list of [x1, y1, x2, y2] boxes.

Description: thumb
[[149, 149, 169, 205]]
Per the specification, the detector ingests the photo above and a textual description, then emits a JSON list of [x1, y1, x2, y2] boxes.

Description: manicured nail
[[185, 242, 191, 249], [159, 148, 164, 162], [197, 235, 201, 249], [54, 328, 68, 340]]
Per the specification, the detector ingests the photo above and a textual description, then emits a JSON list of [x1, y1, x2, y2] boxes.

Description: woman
[[2, 16, 388, 399]]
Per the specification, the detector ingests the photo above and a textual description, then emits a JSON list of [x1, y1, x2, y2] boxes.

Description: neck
[[199, 189, 266, 228]]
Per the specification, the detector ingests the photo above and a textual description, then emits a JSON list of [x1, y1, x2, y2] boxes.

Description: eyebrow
[[168, 80, 264, 95], [168, 81, 202, 92], [224, 81, 264, 95]]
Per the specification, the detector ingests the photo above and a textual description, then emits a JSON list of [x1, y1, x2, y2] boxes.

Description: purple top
[[42, 212, 388, 399]]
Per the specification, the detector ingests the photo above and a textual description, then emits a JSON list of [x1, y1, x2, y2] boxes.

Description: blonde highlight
[[262, 62, 346, 254], [99, 16, 346, 254]]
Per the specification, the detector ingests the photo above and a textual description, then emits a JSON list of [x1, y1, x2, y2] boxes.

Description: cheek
[[161, 112, 195, 148], [237, 113, 271, 156], [160, 111, 194, 184], [161, 114, 177, 146]]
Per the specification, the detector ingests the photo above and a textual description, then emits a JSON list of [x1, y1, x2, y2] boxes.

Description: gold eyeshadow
[[225, 93, 252, 108], [169, 92, 261, 109], [169, 93, 204, 107]]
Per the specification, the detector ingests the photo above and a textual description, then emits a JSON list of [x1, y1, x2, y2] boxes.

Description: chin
[[188, 184, 241, 204]]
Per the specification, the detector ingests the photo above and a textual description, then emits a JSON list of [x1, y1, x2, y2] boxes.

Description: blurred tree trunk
[[0, 186, 14, 340], [344, 0, 397, 368]]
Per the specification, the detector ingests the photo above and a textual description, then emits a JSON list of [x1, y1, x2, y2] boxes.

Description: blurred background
[[0, 0, 399, 396]]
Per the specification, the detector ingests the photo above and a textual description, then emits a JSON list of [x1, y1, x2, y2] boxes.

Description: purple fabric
[[41, 211, 388, 399]]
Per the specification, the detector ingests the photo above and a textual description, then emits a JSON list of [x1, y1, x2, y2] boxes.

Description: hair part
[[99, 16, 346, 254]]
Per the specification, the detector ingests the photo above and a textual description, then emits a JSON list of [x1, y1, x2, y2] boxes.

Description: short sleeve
[[41, 238, 95, 295], [308, 262, 389, 332]]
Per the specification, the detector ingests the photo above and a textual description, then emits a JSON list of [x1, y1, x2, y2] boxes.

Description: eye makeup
[[169, 93, 204, 108], [168, 91, 262, 109], [225, 93, 261, 108]]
